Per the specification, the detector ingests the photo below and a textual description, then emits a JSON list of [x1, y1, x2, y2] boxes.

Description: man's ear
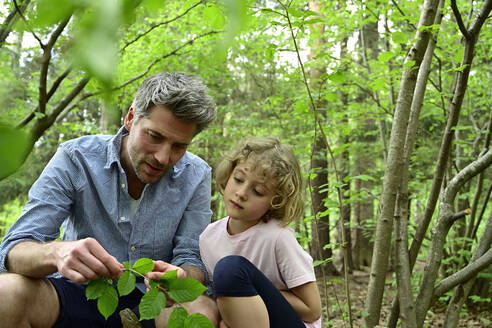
[[124, 107, 135, 131]]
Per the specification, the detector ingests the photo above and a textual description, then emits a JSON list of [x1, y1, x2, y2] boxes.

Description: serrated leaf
[[117, 271, 136, 296], [159, 269, 178, 289], [132, 258, 154, 274], [167, 307, 189, 328], [97, 286, 119, 320], [168, 278, 207, 303], [86, 279, 111, 300], [139, 288, 167, 320], [184, 313, 215, 328]]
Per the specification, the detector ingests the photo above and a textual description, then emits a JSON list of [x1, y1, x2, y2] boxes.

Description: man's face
[[123, 105, 197, 184]]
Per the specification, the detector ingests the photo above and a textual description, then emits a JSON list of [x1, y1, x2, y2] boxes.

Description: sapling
[[85, 257, 213, 327]]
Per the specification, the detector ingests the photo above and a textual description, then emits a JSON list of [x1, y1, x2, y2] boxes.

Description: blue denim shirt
[[0, 127, 212, 283]]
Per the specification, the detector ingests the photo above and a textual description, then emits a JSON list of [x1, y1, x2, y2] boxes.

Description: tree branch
[[12, 0, 43, 47], [450, 0, 471, 40], [38, 16, 71, 114], [433, 248, 492, 298], [121, 0, 206, 52]]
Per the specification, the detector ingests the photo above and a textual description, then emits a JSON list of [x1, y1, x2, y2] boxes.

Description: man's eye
[[233, 177, 242, 183]]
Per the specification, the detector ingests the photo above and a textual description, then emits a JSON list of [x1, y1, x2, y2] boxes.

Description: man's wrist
[[181, 265, 204, 283]]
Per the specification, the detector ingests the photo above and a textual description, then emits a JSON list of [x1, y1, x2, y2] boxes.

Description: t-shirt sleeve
[[275, 228, 317, 289]]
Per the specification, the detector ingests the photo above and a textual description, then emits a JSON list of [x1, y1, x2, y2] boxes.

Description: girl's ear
[[271, 195, 283, 209]]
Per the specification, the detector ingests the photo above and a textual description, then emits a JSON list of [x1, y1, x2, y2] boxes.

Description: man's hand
[[145, 261, 187, 307], [145, 261, 187, 281], [54, 237, 123, 283]]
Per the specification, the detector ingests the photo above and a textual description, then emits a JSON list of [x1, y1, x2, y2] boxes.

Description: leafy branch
[[86, 257, 213, 327]]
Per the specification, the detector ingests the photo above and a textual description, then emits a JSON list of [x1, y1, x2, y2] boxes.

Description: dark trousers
[[213, 255, 305, 328]]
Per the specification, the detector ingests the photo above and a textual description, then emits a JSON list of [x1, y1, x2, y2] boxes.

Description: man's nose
[[154, 143, 171, 166]]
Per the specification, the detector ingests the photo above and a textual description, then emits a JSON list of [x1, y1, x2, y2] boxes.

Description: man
[[0, 72, 218, 327]]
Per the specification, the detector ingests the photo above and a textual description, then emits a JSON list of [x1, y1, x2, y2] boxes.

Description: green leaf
[[34, 0, 76, 26], [97, 285, 119, 320], [404, 60, 416, 68], [392, 31, 408, 44], [117, 271, 136, 296], [159, 269, 178, 289], [378, 51, 394, 62], [168, 278, 207, 303], [0, 125, 29, 180], [123, 261, 132, 270], [132, 257, 154, 274], [167, 307, 189, 328], [86, 279, 110, 300], [184, 313, 215, 328], [203, 4, 226, 30], [139, 288, 167, 320]]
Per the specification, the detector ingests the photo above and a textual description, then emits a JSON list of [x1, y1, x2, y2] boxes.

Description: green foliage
[[86, 258, 211, 326], [0, 124, 29, 180]]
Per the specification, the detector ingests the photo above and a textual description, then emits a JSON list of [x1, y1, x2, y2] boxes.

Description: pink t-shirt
[[199, 217, 322, 328]]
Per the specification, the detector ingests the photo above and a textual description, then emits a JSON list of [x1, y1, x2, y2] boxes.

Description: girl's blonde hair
[[215, 137, 304, 225]]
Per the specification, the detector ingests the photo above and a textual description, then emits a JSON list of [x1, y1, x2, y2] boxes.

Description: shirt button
[[120, 216, 126, 221], [121, 183, 125, 189], [130, 246, 136, 251]]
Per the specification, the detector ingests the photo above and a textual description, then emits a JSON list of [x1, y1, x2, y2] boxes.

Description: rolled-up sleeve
[[171, 165, 212, 277], [0, 146, 77, 272]]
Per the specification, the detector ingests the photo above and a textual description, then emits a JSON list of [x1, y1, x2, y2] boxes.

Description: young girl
[[199, 137, 322, 328]]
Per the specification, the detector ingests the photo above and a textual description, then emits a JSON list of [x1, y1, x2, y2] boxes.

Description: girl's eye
[[253, 189, 264, 196], [233, 177, 243, 183]]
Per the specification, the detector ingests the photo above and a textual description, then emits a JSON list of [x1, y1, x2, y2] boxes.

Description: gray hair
[[131, 72, 216, 134]]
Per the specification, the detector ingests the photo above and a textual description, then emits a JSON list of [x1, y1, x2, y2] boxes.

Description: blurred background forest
[[0, 0, 491, 327]]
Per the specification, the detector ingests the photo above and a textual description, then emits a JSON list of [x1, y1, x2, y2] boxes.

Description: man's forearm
[[7, 241, 58, 278], [181, 265, 205, 283]]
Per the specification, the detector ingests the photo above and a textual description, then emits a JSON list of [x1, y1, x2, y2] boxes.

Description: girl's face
[[223, 161, 275, 231]]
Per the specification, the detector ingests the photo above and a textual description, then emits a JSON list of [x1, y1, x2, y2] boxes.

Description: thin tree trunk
[[389, 3, 445, 324], [415, 149, 492, 327], [442, 209, 492, 327], [364, 0, 441, 326], [308, 0, 338, 279]]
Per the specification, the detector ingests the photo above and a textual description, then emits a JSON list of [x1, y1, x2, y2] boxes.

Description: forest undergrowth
[[321, 270, 491, 328]]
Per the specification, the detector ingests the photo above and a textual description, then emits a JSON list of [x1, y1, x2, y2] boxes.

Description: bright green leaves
[[184, 313, 215, 328], [168, 278, 208, 303], [168, 307, 189, 328], [168, 309, 215, 328], [0, 125, 29, 180], [97, 286, 119, 320], [132, 257, 154, 274], [86, 278, 118, 320], [117, 271, 136, 296], [139, 288, 167, 320], [86, 258, 212, 327], [392, 31, 408, 44], [203, 4, 226, 30], [32, 0, 145, 89]]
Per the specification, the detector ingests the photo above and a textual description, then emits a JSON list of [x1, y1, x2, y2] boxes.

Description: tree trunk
[[308, 0, 338, 278], [388, 1, 445, 325], [415, 149, 492, 327], [364, 0, 441, 326]]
